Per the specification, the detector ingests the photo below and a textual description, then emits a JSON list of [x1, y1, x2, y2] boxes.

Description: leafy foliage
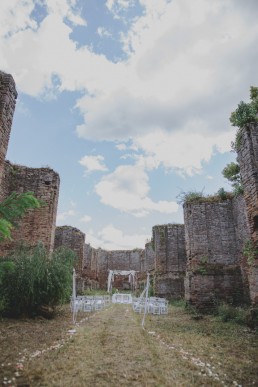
[[0, 192, 42, 241], [216, 302, 249, 325], [216, 187, 231, 200], [230, 101, 258, 128], [243, 239, 258, 265], [222, 162, 243, 196], [222, 162, 240, 183], [177, 188, 233, 205], [230, 86, 258, 152], [176, 190, 204, 204], [0, 243, 76, 317], [230, 86, 258, 128]]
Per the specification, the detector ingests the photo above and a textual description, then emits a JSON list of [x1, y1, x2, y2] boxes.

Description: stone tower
[[236, 123, 258, 305], [0, 71, 17, 192]]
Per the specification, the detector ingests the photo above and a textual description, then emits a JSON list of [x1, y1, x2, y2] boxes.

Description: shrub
[[216, 187, 229, 200], [0, 192, 42, 241], [176, 190, 204, 204], [0, 243, 76, 317], [230, 101, 258, 128], [216, 303, 248, 325]]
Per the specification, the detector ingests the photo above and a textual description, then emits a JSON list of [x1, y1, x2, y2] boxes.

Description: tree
[[222, 162, 243, 196], [230, 86, 258, 128], [0, 192, 42, 241]]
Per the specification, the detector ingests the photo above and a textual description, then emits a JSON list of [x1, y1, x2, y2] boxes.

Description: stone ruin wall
[[143, 241, 155, 273], [54, 226, 85, 274], [237, 123, 258, 305], [0, 72, 17, 191], [83, 247, 144, 290], [1, 70, 257, 308], [0, 161, 60, 256], [0, 71, 60, 258], [54, 226, 90, 291], [184, 197, 250, 311], [152, 224, 187, 299]]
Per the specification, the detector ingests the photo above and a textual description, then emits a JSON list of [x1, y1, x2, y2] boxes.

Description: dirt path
[[1, 303, 258, 386]]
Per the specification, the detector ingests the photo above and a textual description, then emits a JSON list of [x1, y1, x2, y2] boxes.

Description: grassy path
[[23, 304, 210, 386], [1, 303, 258, 386]]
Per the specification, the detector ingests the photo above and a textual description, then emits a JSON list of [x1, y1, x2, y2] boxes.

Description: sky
[[0, 0, 258, 250]]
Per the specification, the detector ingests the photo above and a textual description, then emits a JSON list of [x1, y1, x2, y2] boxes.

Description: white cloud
[[97, 27, 111, 38], [1, 0, 258, 176], [80, 215, 92, 223], [132, 126, 235, 176], [0, 1, 37, 38], [95, 164, 178, 217], [56, 209, 76, 223], [116, 143, 127, 151], [45, 0, 86, 26], [87, 224, 149, 250], [79, 155, 108, 173], [105, 0, 136, 20]]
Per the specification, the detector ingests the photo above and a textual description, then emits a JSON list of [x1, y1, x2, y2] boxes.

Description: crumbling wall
[[144, 241, 155, 272], [237, 123, 258, 305], [232, 194, 251, 301], [0, 161, 59, 255], [184, 199, 245, 311], [152, 224, 186, 299], [54, 226, 85, 276], [0, 71, 17, 192], [83, 247, 144, 290]]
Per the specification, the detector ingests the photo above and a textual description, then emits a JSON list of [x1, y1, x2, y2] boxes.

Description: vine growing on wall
[[243, 240, 258, 266]]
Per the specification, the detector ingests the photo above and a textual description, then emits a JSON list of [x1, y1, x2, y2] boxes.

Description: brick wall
[[152, 224, 186, 299], [54, 226, 85, 275], [0, 161, 60, 255], [83, 247, 144, 290], [144, 241, 155, 272], [237, 123, 258, 304], [0, 71, 17, 192], [184, 199, 246, 310]]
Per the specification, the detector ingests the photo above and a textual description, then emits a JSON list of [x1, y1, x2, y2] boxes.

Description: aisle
[[23, 304, 204, 386]]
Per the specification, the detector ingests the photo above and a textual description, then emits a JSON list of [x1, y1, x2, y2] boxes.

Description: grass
[[0, 302, 257, 386]]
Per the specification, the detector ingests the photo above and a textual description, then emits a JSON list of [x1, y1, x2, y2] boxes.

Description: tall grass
[[0, 242, 76, 317]]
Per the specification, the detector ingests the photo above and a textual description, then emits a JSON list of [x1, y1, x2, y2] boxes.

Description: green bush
[[230, 101, 258, 128], [243, 240, 258, 265], [0, 243, 76, 317], [216, 303, 248, 325], [177, 190, 204, 204]]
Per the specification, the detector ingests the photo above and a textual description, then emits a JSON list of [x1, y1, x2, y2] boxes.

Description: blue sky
[[1, 0, 258, 250]]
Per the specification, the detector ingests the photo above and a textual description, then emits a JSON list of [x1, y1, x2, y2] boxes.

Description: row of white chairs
[[71, 295, 111, 313], [133, 296, 168, 315]]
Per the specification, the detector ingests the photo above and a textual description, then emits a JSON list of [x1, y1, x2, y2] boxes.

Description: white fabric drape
[[107, 270, 137, 293]]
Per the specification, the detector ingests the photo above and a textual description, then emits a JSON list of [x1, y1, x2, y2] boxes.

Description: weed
[[243, 239, 258, 265]]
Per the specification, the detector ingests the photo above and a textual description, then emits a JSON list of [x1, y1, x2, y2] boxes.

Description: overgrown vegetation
[[215, 303, 249, 325], [230, 86, 258, 152], [0, 192, 42, 241], [0, 243, 76, 317], [243, 239, 258, 265], [177, 188, 233, 205], [176, 189, 204, 204], [230, 86, 258, 129], [222, 162, 243, 196]]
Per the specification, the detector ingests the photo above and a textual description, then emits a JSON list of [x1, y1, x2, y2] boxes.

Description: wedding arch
[[107, 269, 137, 293]]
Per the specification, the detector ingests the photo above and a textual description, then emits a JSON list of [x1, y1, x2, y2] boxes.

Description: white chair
[[95, 300, 104, 311], [83, 300, 93, 312]]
